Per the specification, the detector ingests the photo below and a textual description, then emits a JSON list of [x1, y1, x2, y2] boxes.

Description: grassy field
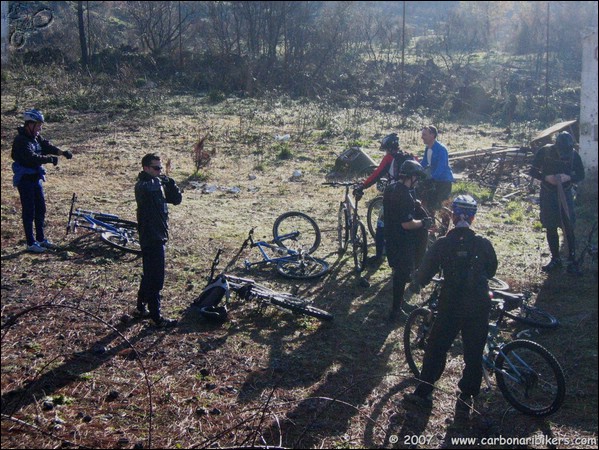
[[1, 80, 597, 448]]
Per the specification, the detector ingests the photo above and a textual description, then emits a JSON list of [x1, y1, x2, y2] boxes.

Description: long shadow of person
[[234, 255, 402, 448], [1, 304, 152, 419]]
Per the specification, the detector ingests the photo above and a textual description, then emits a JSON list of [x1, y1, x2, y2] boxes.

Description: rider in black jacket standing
[[135, 153, 182, 327], [11, 109, 73, 253], [529, 131, 585, 275], [403, 195, 498, 424]]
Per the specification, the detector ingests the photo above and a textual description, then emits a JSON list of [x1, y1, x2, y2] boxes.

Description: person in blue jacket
[[419, 125, 454, 214], [11, 109, 73, 253]]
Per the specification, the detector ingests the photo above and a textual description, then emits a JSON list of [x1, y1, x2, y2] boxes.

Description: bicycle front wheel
[[100, 230, 142, 254], [276, 256, 329, 279], [504, 305, 559, 329], [273, 211, 321, 254], [337, 203, 350, 253], [489, 277, 510, 291], [403, 308, 436, 377], [352, 221, 368, 274], [494, 339, 566, 417], [270, 294, 333, 321], [366, 196, 383, 239]]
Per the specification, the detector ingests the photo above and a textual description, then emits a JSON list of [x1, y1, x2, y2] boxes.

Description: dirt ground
[[1, 92, 597, 448]]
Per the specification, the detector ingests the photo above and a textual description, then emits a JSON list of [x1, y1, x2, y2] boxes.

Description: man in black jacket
[[11, 109, 73, 253], [403, 195, 497, 423], [529, 131, 585, 275], [383, 160, 432, 322], [135, 153, 182, 327]]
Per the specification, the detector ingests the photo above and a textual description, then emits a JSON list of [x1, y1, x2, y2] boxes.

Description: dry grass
[[1, 86, 597, 448]]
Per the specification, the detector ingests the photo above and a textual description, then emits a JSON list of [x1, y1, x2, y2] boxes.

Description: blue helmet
[[452, 194, 477, 218], [555, 131, 575, 150], [380, 133, 399, 152], [23, 109, 45, 123]]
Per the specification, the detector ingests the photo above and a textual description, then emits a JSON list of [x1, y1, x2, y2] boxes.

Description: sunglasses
[[150, 166, 163, 171]]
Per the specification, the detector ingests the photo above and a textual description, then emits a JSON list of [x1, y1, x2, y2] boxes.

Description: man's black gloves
[[422, 217, 434, 229], [62, 150, 73, 159], [49, 156, 59, 166]]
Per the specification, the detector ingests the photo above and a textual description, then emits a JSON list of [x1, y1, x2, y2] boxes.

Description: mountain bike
[[323, 181, 368, 273], [66, 193, 141, 254], [403, 277, 564, 417], [195, 237, 333, 322], [244, 226, 329, 279]]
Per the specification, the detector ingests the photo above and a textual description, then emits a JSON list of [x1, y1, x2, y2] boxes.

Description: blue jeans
[[138, 242, 166, 321], [17, 177, 46, 246]]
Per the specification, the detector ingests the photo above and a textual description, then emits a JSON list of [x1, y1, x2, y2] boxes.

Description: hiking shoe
[[403, 392, 433, 409], [38, 239, 57, 249], [454, 394, 473, 424], [542, 258, 562, 272], [566, 261, 583, 276], [132, 308, 151, 319], [26, 242, 46, 253], [152, 317, 178, 328]]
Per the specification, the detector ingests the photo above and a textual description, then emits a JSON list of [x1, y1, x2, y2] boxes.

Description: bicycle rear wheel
[[100, 230, 142, 254], [270, 294, 333, 321], [403, 308, 435, 377], [352, 221, 368, 274], [504, 305, 559, 329], [366, 196, 383, 239], [495, 339, 566, 417], [337, 203, 350, 253], [276, 256, 329, 279], [273, 211, 321, 254]]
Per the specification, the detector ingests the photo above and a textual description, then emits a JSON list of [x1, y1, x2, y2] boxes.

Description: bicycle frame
[[244, 229, 308, 269]]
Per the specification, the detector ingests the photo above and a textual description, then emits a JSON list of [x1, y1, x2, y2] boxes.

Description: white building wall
[[580, 30, 598, 173]]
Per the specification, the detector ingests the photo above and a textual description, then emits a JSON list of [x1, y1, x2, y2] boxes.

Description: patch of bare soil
[[1, 94, 597, 448]]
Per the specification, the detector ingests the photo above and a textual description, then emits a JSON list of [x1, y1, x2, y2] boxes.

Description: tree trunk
[[77, 1, 88, 68]]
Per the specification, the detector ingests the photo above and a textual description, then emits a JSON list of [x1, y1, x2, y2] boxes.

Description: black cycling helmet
[[380, 133, 400, 152], [555, 131, 575, 150], [199, 305, 228, 323], [23, 109, 45, 123], [452, 194, 478, 218], [399, 159, 426, 179]]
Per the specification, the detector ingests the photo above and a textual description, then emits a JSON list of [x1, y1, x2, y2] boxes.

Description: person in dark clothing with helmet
[[11, 109, 73, 253], [383, 159, 433, 322], [355, 133, 416, 266], [135, 153, 182, 328], [529, 131, 585, 275], [403, 195, 498, 424]]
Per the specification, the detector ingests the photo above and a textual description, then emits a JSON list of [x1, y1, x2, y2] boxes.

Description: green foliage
[[451, 180, 493, 203], [275, 143, 293, 160]]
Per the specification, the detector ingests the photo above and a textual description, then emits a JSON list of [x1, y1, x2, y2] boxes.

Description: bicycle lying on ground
[[243, 212, 329, 279], [194, 236, 333, 322], [403, 276, 564, 417], [323, 181, 368, 273], [66, 193, 141, 254]]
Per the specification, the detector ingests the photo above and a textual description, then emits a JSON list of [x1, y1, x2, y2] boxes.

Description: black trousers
[[17, 178, 46, 246], [138, 242, 165, 321], [415, 306, 490, 398]]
